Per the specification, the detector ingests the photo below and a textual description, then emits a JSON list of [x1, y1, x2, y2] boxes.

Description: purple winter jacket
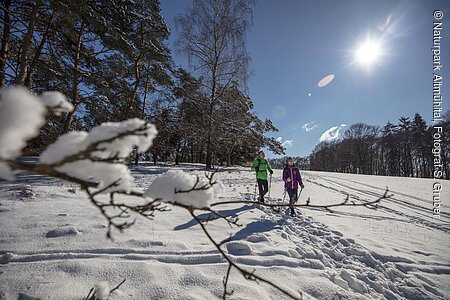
[[282, 165, 303, 190]]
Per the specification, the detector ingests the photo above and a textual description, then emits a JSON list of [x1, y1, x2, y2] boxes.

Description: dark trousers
[[257, 179, 269, 200], [287, 188, 298, 210]]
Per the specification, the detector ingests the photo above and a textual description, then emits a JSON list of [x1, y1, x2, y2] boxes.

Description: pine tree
[[397, 117, 413, 176], [411, 113, 428, 177], [380, 121, 399, 176]]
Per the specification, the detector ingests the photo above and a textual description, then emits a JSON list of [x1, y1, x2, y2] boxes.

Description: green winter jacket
[[251, 158, 272, 180]]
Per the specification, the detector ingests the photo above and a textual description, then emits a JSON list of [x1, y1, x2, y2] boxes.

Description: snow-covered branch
[[84, 181, 169, 239], [0, 87, 158, 194], [0, 87, 49, 179], [38, 119, 157, 193], [144, 169, 223, 209], [83, 279, 126, 300]]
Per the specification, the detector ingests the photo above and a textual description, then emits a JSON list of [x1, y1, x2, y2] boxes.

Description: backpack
[[256, 158, 266, 172]]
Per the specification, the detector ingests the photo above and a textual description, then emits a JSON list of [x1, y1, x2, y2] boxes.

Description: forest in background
[[270, 112, 450, 179], [0, 0, 284, 168], [1, 0, 448, 178]]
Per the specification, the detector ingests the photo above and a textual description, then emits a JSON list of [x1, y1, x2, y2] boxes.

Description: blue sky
[[160, 0, 450, 158]]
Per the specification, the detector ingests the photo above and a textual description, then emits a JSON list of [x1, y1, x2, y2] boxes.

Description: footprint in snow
[[45, 226, 79, 238]]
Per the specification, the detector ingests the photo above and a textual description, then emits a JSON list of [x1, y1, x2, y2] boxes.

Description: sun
[[354, 39, 383, 66]]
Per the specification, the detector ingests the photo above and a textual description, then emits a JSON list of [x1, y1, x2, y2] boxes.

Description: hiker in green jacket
[[251, 150, 273, 203]]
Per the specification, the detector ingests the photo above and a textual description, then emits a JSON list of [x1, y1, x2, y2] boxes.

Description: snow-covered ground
[[0, 163, 449, 299]]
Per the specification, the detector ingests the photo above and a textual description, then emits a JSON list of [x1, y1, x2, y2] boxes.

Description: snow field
[[0, 163, 449, 299]]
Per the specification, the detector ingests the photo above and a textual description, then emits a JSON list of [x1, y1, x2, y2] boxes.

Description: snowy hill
[[0, 163, 449, 299]]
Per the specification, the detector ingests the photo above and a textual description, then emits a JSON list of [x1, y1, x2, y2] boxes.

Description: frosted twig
[[84, 181, 168, 239], [83, 278, 126, 300], [211, 188, 392, 210]]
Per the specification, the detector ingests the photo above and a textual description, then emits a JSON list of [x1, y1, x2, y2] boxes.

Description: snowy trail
[[305, 173, 450, 233], [248, 203, 448, 299], [313, 173, 449, 220], [210, 169, 449, 299], [221, 169, 449, 299], [1, 250, 225, 266]]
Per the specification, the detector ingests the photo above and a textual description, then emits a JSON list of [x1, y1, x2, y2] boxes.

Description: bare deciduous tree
[[175, 0, 254, 169]]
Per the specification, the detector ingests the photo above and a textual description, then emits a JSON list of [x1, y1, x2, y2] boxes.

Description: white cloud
[[303, 122, 317, 132], [276, 136, 293, 148], [319, 124, 347, 142], [282, 140, 293, 147]]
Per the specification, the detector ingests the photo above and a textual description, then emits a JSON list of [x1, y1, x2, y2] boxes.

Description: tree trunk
[[133, 78, 150, 166], [128, 53, 143, 117], [127, 21, 144, 118], [175, 143, 180, 165], [25, 11, 54, 87], [15, 0, 43, 85], [134, 149, 139, 165], [198, 144, 204, 164], [141, 77, 150, 119], [0, 0, 12, 87], [205, 63, 217, 169], [227, 142, 235, 166], [63, 21, 85, 133], [153, 150, 157, 165], [205, 134, 212, 168]]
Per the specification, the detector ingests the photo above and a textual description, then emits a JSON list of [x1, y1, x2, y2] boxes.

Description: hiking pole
[[278, 188, 287, 212], [298, 187, 304, 203], [254, 182, 257, 201], [268, 174, 272, 200]]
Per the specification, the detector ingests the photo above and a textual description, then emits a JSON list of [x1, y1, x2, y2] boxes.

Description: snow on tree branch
[[0, 86, 73, 179], [85, 182, 170, 239], [83, 279, 126, 300], [60, 161, 135, 193], [39, 91, 74, 115], [39, 119, 157, 165], [0, 87, 157, 194], [39, 119, 157, 193], [144, 170, 223, 209]]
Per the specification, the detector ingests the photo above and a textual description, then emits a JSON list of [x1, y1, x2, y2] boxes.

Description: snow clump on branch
[[0, 87, 73, 179], [144, 170, 223, 209], [40, 91, 74, 115], [0, 86, 157, 194], [39, 119, 157, 193], [39, 119, 157, 164]]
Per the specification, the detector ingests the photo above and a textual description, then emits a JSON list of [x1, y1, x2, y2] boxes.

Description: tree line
[[0, 0, 284, 167], [296, 112, 449, 179]]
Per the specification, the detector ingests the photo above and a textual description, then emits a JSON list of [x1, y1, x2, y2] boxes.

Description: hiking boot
[[258, 196, 265, 203], [290, 208, 296, 217]]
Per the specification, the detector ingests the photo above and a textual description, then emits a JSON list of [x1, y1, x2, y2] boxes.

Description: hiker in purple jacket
[[282, 157, 305, 216]]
